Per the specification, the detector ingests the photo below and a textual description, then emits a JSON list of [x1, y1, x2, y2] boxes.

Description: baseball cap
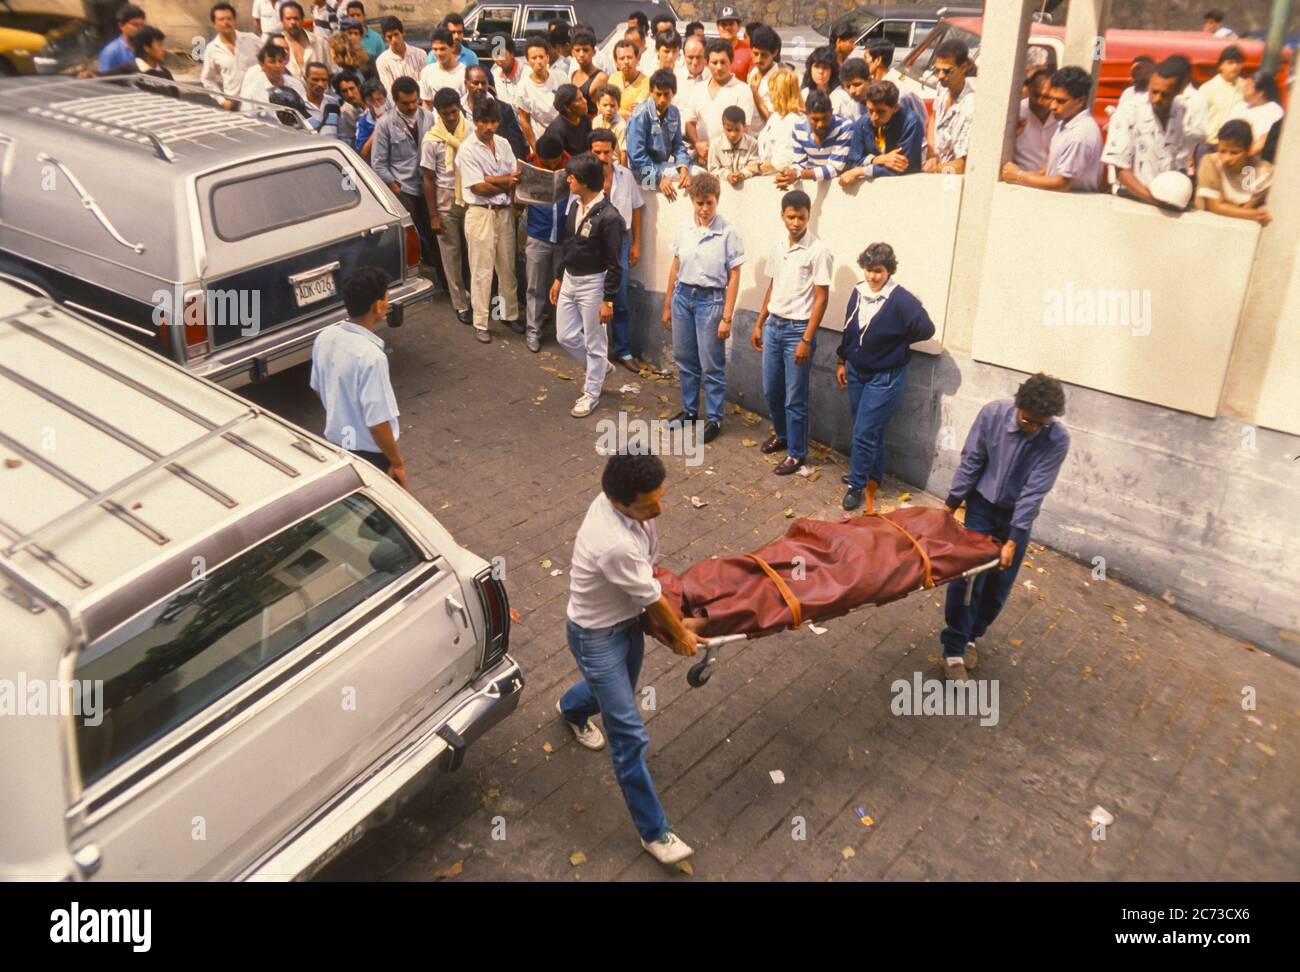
[[717, 5, 741, 23]]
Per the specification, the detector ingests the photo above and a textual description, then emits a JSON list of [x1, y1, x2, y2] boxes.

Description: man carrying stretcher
[[940, 373, 1071, 682], [556, 452, 705, 866]]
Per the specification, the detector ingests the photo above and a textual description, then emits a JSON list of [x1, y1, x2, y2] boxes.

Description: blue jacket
[[527, 196, 571, 243], [848, 105, 925, 177], [626, 98, 690, 185], [835, 283, 935, 373]]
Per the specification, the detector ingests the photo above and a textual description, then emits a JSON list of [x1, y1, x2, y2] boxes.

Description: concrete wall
[[971, 185, 1259, 418], [622, 173, 1300, 665]]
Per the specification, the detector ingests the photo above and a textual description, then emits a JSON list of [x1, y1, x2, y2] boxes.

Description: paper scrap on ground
[[769, 770, 785, 784], [690, 496, 708, 508], [1090, 805, 1114, 827], [808, 622, 828, 635]]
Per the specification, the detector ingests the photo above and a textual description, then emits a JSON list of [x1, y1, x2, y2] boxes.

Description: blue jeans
[[560, 617, 670, 842], [671, 283, 727, 422], [940, 492, 1029, 657], [845, 362, 907, 488], [762, 315, 816, 460], [610, 234, 633, 360]]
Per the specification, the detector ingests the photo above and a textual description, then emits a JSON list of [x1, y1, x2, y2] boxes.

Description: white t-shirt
[[683, 75, 759, 142], [251, 0, 280, 34], [1227, 100, 1284, 144], [515, 70, 562, 129], [419, 60, 467, 103]]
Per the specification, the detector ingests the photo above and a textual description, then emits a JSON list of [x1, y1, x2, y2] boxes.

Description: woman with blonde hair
[[757, 67, 803, 174], [329, 26, 372, 81]]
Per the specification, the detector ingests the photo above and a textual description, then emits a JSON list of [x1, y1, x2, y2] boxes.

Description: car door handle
[[445, 594, 470, 629]]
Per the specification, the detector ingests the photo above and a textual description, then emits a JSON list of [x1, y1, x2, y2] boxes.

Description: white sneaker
[[555, 698, 606, 750], [641, 830, 694, 865], [571, 393, 599, 417]]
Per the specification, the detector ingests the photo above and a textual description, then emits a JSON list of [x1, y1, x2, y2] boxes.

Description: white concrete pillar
[[1062, 0, 1112, 98], [1220, 108, 1300, 423], [942, 0, 1036, 355]]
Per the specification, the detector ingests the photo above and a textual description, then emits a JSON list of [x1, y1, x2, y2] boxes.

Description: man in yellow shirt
[[614, 39, 650, 118], [1200, 45, 1246, 152]]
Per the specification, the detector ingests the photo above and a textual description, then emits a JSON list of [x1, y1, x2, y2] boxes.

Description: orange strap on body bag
[[868, 513, 935, 589], [746, 553, 804, 629]]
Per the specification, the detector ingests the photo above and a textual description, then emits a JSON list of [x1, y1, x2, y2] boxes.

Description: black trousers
[[350, 449, 391, 473]]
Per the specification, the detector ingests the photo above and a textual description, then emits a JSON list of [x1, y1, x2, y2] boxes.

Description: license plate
[[292, 270, 337, 308]]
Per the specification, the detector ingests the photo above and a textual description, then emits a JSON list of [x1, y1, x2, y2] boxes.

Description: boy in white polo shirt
[[751, 189, 833, 476]]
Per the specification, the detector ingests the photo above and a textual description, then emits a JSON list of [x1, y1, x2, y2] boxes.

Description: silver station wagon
[[0, 75, 431, 389], [0, 284, 521, 880]]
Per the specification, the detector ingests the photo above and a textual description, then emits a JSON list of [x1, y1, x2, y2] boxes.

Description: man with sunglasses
[[939, 373, 1071, 682]]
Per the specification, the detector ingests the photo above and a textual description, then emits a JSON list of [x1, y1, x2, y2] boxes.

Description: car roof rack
[[0, 298, 329, 566], [4, 75, 311, 162]]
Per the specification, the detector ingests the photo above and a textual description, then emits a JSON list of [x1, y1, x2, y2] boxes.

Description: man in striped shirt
[[775, 89, 853, 188]]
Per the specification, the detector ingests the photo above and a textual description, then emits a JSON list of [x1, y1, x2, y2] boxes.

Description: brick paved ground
[[245, 300, 1300, 882]]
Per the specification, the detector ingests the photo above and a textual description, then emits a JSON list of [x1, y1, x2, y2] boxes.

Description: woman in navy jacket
[[835, 242, 935, 512]]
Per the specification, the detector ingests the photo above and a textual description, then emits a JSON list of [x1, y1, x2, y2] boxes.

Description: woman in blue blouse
[[661, 172, 745, 443], [835, 242, 935, 512]]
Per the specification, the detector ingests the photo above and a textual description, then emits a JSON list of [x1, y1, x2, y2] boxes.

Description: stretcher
[[642, 507, 1004, 688]]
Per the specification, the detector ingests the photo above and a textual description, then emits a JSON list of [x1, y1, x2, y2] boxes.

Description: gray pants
[[435, 186, 469, 314], [556, 270, 609, 399], [524, 236, 562, 340]]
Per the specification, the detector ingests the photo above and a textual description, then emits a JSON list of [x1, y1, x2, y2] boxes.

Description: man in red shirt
[[717, 5, 751, 81]]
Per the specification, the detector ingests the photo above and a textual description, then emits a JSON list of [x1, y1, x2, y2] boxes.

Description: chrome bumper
[[242, 654, 523, 882], [197, 276, 433, 389]]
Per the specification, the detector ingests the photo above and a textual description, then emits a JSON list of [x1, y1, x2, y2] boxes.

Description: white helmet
[[1148, 170, 1193, 210]]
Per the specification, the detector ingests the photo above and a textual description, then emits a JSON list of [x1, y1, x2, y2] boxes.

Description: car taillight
[[182, 290, 209, 360], [404, 224, 420, 271], [473, 566, 510, 671]]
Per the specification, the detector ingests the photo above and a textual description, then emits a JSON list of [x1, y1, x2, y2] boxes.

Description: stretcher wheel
[[686, 659, 712, 687]]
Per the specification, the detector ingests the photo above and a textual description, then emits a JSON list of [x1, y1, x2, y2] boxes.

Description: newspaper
[[516, 160, 568, 205]]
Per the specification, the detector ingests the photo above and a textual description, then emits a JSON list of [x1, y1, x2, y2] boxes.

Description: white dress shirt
[[201, 30, 259, 98], [566, 492, 663, 629], [238, 65, 306, 115], [456, 133, 517, 205], [1015, 97, 1059, 172]]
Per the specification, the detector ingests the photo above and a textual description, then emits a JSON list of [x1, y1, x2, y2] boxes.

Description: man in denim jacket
[[626, 69, 693, 200]]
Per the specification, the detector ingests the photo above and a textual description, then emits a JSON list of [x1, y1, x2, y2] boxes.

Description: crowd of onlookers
[[90, 2, 1287, 228]]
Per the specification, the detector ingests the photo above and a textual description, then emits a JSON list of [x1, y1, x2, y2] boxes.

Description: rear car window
[[74, 494, 422, 785], [210, 159, 360, 242]]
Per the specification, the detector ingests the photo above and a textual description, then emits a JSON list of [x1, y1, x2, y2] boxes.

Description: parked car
[[898, 16, 1292, 128], [0, 74, 432, 390], [0, 0, 92, 75], [460, 0, 678, 59], [0, 280, 522, 880], [809, 3, 983, 64]]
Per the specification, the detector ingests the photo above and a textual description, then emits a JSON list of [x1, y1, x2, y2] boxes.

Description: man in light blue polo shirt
[[661, 171, 743, 441], [97, 3, 146, 74], [310, 267, 407, 486]]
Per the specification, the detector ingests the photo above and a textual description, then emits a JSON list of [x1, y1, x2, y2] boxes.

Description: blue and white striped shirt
[[790, 114, 855, 181]]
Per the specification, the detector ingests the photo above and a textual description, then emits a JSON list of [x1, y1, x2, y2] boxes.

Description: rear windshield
[[210, 159, 360, 242]]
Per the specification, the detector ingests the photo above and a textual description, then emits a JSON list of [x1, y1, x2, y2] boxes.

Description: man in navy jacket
[[838, 80, 926, 187]]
